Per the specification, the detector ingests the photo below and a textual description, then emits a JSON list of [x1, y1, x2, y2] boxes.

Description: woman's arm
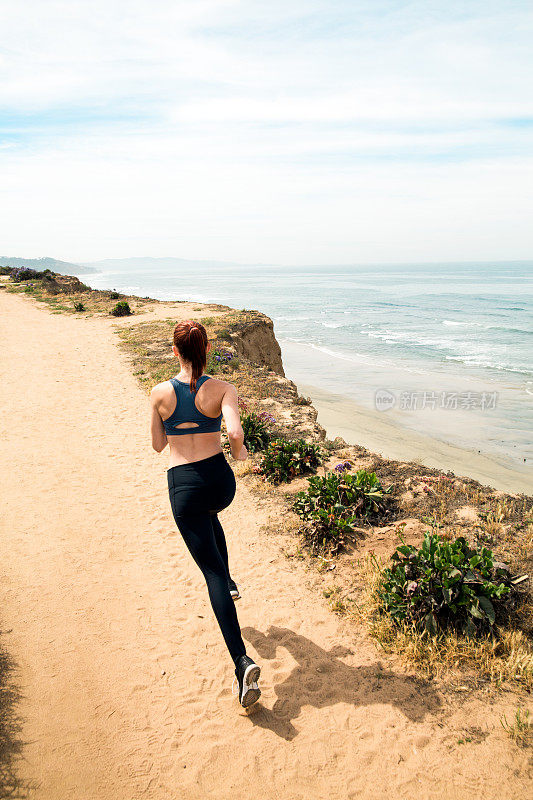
[[221, 383, 247, 460], [150, 386, 168, 453]]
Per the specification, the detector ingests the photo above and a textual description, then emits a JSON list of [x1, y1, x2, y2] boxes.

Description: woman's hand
[[235, 444, 248, 461]]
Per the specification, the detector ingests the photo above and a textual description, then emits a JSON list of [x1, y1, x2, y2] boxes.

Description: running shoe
[[232, 654, 261, 708], [228, 578, 241, 601]]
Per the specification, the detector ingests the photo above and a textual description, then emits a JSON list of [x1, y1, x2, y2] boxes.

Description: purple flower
[[334, 460, 352, 473], [258, 412, 276, 424]]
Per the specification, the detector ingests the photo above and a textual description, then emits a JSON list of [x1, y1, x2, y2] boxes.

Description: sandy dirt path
[[0, 290, 530, 799]]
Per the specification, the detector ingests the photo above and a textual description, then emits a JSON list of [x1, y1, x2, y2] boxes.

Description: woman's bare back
[[156, 374, 229, 467]]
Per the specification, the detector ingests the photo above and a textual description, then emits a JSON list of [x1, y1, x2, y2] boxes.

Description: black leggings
[[167, 451, 247, 667]]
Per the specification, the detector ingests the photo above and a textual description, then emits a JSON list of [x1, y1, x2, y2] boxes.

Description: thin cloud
[[0, 0, 531, 261]]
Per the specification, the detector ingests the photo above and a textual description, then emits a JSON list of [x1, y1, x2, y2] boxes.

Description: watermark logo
[[374, 388, 499, 411], [374, 388, 396, 411]]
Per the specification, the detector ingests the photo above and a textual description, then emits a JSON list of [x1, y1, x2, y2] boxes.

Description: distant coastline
[[0, 255, 97, 275], [66, 257, 533, 495], [4, 255, 531, 494]]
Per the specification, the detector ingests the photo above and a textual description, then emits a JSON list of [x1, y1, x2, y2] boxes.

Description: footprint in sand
[[240, 624, 442, 741]]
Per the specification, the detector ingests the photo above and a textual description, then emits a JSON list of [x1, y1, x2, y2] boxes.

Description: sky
[[1, 0, 532, 265]]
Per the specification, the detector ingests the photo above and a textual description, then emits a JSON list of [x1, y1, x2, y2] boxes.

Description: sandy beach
[[295, 382, 533, 496], [1, 288, 531, 799]]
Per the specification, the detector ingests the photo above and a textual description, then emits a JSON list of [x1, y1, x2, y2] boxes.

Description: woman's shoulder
[[150, 375, 232, 394], [150, 381, 174, 417], [151, 378, 173, 395], [204, 375, 238, 401], [205, 375, 237, 390], [203, 374, 233, 393]]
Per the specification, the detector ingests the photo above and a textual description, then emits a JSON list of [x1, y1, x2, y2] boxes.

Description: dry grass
[[359, 461, 533, 581], [500, 706, 533, 748], [347, 552, 533, 691], [5, 276, 156, 316], [113, 317, 248, 391], [112, 311, 306, 444], [10, 269, 533, 695]]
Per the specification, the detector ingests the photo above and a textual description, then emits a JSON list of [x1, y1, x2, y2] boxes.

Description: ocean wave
[[279, 338, 428, 375], [360, 329, 533, 375], [308, 342, 392, 368], [160, 291, 229, 304], [373, 301, 413, 308], [442, 319, 488, 328], [445, 354, 532, 376], [273, 315, 312, 321], [442, 319, 532, 335], [361, 329, 532, 367], [364, 329, 462, 351]]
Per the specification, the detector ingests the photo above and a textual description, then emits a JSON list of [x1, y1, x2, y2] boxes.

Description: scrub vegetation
[[5, 264, 533, 696]]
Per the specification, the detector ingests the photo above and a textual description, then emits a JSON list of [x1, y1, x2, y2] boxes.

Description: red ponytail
[[173, 320, 208, 393]]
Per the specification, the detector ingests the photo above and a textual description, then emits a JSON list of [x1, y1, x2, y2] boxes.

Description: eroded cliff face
[[255, 374, 328, 441], [223, 312, 285, 377], [213, 307, 326, 441]]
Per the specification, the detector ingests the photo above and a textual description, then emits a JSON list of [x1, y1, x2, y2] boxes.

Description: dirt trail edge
[[0, 291, 529, 800]]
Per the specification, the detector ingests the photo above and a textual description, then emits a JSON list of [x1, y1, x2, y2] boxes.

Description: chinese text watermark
[[374, 389, 498, 412]]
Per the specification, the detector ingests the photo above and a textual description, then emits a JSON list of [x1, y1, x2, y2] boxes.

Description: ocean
[[78, 260, 533, 477]]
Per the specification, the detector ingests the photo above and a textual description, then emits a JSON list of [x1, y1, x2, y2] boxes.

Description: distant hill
[[81, 256, 266, 269], [0, 256, 97, 275]]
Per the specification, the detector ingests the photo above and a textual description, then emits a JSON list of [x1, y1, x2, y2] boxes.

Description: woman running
[[149, 319, 261, 708]]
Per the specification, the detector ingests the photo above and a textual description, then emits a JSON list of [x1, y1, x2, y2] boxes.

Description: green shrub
[[293, 468, 393, 554], [294, 468, 392, 518], [74, 301, 85, 312], [241, 411, 273, 453], [375, 530, 514, 639], [109, 290, 120, 299], [111, 300, 132, 316], [258, 438, 322, 484], [11, 267, 42, 282]]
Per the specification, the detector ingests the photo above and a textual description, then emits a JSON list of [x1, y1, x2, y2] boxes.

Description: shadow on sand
[[0, 632, 31, 799], [240, 625, 443, 740]]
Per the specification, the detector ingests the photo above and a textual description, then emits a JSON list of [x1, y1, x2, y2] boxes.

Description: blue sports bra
[[162, 375, 223, 436]]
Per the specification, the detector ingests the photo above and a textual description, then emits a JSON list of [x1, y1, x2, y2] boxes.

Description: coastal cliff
[[3, 282, 532, 800], [222, 310, 285, 377], [3, 266, 532, 691], [0, 266, 324, 442]]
